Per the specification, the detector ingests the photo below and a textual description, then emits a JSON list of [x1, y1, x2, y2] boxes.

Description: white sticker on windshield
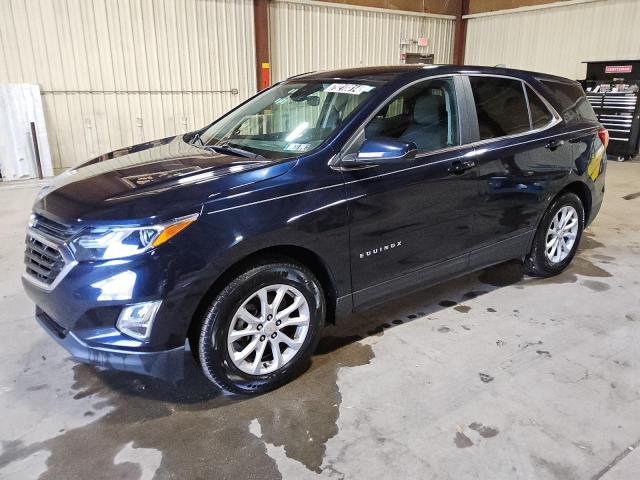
[[324, 83, 375, 95], [284, 143, 311, 152]]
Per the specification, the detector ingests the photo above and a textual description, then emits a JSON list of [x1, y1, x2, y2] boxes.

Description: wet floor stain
[[581, 280, 611, 292], [622, 191, 640, 200], [462, 290, 487, 300], [26, 384, 48, 392], [454, 431, 474, 448], [367, 325, 385, 336], [469, 422, 500, 438], [365, 307, 431, 337], [581, 233, 606, 250], [592, 253, 616, 264], [564, 257, 612, 279], [454, 305, 471, 313], [438, 300, 457, 308], [519, 340, 543, 350], [0, 336, 374, 478], [478, 373, 494, 383], [478, 262, 523, 287], [476, 233, 612, 288]]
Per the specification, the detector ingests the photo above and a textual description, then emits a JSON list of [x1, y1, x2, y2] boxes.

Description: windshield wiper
[[206, 143, 267, 162]]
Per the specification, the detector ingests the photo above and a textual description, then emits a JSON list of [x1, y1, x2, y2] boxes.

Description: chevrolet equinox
[[23, 66, 607, 394]]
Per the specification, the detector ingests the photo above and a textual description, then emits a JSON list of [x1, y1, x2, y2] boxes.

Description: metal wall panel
[[0, 0, 256, 172], [465, 0, 640, 80], [269, 0, 456, 82]]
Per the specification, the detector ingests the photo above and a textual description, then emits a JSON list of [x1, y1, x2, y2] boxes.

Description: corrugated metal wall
[[465, 0, 640, 80], [269, 0, 456, 82], [0, 0, 256, 172]]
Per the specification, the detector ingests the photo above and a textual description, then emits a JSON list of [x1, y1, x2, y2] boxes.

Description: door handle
[[545, 139, 564, 151], [449, 160, 475, 174]]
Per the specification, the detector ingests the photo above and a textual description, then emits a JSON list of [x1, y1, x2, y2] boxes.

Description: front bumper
[[22, 234, 217, 382], [36, 308, 187, 381]]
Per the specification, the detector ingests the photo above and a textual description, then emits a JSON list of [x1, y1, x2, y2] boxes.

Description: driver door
[[341, 76, 479, 307]]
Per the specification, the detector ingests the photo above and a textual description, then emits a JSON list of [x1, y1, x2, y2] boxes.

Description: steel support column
[[254, 0, 270, 91]]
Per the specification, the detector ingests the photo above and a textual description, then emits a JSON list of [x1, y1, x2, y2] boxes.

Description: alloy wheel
[[225, 284, 310, 375], [545, 205, 579, 263]]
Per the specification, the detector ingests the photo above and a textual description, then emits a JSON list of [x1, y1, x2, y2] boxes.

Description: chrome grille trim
[[23, 227, 77, 291], [29, 214, 81, 242]]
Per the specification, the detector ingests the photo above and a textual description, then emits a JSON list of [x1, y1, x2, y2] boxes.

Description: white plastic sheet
[[0, 84, 53, 181]]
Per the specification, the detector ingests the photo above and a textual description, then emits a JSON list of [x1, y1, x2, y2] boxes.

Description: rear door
[[462, 75, 576, 268], [341, 76, 479, 306]]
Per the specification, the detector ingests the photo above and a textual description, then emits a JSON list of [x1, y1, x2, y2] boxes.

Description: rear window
[[469, 77, 530, 140], [526, 86, 554, 129], [539, 79, 598, 123]]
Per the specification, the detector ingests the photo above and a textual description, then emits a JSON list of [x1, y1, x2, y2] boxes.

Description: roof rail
[[286, 71, 316, 80]]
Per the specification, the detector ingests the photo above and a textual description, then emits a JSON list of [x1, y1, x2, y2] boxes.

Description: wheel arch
[[187, 245, 340, 351], [559, 180, 592, 223], [527, 180, 593, 256]]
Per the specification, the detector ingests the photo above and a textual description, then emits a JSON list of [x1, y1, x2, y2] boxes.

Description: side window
[[539, 79, 598, 123], [469, 77, 530, 140], [364, 77, 460, 152], [384, 97, 406, 118], [526, 86, 554, 129]]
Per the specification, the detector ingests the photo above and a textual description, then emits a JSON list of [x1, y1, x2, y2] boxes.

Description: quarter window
[[539, 79, 597, 122], [469, 77, 531, 140], [526, 85, 554, 129], [364, 77, 460, 152]]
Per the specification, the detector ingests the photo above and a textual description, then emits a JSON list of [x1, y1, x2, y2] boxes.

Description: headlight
[[70, 213, 198, 261]]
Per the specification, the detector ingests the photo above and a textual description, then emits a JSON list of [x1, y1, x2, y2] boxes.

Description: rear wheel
[[197, 262, 324, 395], [524, 192, 585, 277]]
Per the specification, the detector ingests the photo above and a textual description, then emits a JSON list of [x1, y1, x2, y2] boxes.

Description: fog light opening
[[116, 300, 162, 341]]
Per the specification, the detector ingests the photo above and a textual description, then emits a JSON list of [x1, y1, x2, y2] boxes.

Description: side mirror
[[354, 138, 417, 165]]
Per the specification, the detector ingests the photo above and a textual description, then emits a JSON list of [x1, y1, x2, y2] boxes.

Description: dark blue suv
[[23, 65, 607, 394]]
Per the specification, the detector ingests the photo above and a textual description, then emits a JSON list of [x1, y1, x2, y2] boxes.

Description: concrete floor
[[1, 160, 639, 480]]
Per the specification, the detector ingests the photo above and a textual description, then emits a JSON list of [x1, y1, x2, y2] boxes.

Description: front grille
[[24, 214, 81, 286], [30, 214, 80, 242], [24, 235, 65, 285]]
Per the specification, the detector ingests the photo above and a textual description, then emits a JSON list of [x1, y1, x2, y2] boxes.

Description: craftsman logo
[[605, 65, 632, 74], [359, 241, 402, 259]]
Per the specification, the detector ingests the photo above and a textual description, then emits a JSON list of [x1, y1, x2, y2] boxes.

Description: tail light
[[598, 128, 609, 149]]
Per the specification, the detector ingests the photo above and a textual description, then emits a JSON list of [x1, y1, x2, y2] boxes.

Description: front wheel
[[524, 192, 585, 277], [197, 262, 325, 395]]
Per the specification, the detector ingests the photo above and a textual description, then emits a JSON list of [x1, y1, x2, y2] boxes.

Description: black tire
[[197, 262, 325, 395], [524, 192, 585, 277]]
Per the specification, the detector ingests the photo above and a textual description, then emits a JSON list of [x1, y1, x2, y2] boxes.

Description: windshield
[[196, 81, 377, 159]]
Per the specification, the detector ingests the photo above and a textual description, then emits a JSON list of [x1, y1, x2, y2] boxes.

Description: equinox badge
[[359, 241, 402, 259]]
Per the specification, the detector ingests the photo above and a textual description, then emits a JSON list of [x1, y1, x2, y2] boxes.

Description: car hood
[[34, 135, 295, 224]]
